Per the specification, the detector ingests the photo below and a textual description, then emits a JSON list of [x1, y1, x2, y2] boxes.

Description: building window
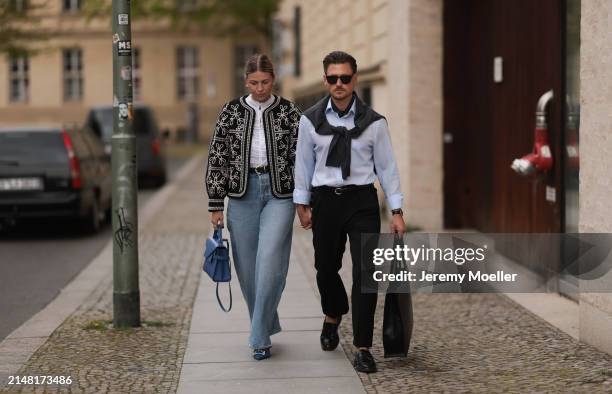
[[63, 0, 80, 12], [132, 47, 141, 101], [177, 46, 199, 101], [9, 0, 28, 13], [234, 45, 259, 97], [63, 48, 83, 101], [293, 6, 301, 77], [360, 86, 372, 107], [178, 0, 197, 12], [9, 56, 29, 103]]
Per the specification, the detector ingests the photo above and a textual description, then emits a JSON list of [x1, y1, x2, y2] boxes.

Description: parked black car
[[85, 105, 167, 187], [0, 126, 111, 232]]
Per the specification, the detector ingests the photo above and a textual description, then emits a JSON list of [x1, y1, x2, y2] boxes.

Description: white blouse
[[245, 94, 275, 168]]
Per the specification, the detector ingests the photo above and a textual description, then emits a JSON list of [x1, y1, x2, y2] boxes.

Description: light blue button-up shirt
[[293, 98, 403, 210]]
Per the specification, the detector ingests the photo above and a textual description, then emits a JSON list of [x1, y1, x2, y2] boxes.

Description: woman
[[205, 54, 301, 360]]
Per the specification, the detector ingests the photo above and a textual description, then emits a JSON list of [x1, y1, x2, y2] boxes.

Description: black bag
[[382, 235, 414, 358]]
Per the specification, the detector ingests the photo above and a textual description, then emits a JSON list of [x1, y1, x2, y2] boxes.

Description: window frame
[[178, 0, 198, 13], [8, 56, 29, 103], [62, 0, 81, 13], [63, 48, 83, 102], [233, 45, 260, 97], [176, 46, 199, 101], [10, 0, 28, 13]]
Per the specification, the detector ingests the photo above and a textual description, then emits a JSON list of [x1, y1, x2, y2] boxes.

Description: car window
[[133, 109, 157, 135], [87, 112, 103, 140], [81, 127, 106, 158], [93, 109, 114, 142], [92, 107, 157, 137], [68, 129, 92, 159], [0, 131, 68, 165]]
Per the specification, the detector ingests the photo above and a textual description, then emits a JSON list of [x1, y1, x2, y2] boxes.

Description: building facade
[[275, 0, 444, 230], [275, 0, 612, 354], [0, 0, 267, 139]]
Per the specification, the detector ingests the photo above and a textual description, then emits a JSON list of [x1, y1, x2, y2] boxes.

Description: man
[[294, 51, 405, 373]]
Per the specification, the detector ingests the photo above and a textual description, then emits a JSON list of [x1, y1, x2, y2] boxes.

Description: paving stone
[[1, 158, 207, 394], [291, 225, 612, 393], [3, 148, 612, 393]]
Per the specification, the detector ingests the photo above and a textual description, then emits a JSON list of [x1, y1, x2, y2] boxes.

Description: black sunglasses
[[325, 74, 353, 84]]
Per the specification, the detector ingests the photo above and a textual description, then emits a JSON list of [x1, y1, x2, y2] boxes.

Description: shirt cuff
[[386, 194, 403, 211], [293, 189, 311, 205], [208, 198, 225, 212]]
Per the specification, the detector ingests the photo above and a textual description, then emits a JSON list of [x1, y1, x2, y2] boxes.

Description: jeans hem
[[249, 326, 282, 349]]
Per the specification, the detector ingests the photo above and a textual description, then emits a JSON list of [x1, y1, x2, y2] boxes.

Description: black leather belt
[[312, 184, 374, 196], [249, 165, 269, 174]]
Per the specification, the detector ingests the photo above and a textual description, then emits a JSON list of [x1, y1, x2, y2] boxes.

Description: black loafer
[[354, 349, 377, 373], [320, 317, 341, 351]]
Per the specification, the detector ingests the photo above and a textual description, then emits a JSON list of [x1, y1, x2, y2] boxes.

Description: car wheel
[[82, 197, 101, 233], [154, 173, 167, 188]]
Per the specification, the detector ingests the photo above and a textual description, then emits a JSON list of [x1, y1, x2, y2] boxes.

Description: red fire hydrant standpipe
[[511, 89, 554, 176]]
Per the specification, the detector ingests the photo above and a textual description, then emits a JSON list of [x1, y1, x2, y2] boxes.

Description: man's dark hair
[[323, 51, 357, 74]]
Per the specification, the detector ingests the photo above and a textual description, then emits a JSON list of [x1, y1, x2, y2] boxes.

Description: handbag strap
[[216, 282, 232, 312], [218, 236, 232, 312], [213, 225, 223, 242]]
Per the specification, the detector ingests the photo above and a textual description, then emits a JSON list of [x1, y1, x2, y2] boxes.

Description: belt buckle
[[254, 166, 264, 175], [334, 187, 343, 196]]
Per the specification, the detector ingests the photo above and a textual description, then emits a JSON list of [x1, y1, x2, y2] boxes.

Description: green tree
[[0, 1, 47, 56], [84, 0, 280, 37]]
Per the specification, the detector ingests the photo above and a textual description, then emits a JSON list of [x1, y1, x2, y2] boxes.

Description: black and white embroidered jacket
[[205, 95, 302, 211]]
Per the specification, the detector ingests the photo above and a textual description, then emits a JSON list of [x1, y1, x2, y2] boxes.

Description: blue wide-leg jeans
[[227, 172, 295, 349]]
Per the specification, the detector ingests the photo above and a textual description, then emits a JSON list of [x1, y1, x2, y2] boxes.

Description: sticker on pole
[[117, 40, 132, 56], [119, 103, 129, 120], [121, 65, 132, 81], [118, 14, 129, 25]]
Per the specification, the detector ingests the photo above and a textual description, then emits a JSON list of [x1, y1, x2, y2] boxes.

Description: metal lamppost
[[111, 0, 140, 328]]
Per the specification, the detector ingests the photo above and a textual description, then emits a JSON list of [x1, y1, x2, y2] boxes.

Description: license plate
[[0, 177, 44, 191]]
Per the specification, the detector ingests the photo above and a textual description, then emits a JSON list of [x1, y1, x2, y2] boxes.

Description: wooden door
[[443, 0, 563, 234]]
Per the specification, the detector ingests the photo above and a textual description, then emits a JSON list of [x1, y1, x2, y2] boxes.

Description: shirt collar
[[325, 94, 356, 118], [246, 94, 275, 110]]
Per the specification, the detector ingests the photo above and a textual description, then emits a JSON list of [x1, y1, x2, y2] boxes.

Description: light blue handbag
[[203, 226, 232, 312]]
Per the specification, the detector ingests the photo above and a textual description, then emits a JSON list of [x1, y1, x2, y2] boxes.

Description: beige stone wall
[[578, 0, 612, 355], [277, 0, 443, 229], [386, 0, 443, 230], [0, 2, 265, 140], [277, 0, 389, 97]]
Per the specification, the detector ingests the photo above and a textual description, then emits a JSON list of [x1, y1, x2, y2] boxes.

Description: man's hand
[[390, 213, 405, 234], [296, 204, 312, 230], [211, 211, 224, 228]]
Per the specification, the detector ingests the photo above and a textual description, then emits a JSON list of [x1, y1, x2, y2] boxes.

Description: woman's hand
[[211, 211, 224, 228]]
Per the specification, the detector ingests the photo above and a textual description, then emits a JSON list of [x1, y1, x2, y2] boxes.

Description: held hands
[[211, 211, 224, 228], [390, 213, 405, 234], [296, 204, 312, 230]]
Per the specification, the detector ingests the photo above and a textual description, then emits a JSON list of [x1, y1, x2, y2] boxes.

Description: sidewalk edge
[[0, 153, 203, 381]]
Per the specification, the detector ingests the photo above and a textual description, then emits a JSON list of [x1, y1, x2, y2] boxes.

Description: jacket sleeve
[[205, 104, 230, 211], [288, 103, 302, 174], [293, 115, 316, 205]]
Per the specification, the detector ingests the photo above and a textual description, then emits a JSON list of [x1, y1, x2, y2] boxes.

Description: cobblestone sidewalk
[[291, 226, 612, 394], [3, 148, 612, 393], [1, 154, 208, 393]]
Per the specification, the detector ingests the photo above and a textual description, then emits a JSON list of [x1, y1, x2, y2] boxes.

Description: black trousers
[[311, 185, 380, 348]]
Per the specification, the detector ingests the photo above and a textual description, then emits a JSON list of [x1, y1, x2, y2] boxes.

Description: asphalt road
[[0, 157, 187, 341]]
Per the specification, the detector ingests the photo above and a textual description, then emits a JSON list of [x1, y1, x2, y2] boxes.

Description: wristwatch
[[391, 208, 403, 216]]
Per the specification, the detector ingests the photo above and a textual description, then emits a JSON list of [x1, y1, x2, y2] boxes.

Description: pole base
[[113, 291, 141, 328]]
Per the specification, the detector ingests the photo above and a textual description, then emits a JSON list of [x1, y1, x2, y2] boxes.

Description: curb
[[0, 153, 204, 384]]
